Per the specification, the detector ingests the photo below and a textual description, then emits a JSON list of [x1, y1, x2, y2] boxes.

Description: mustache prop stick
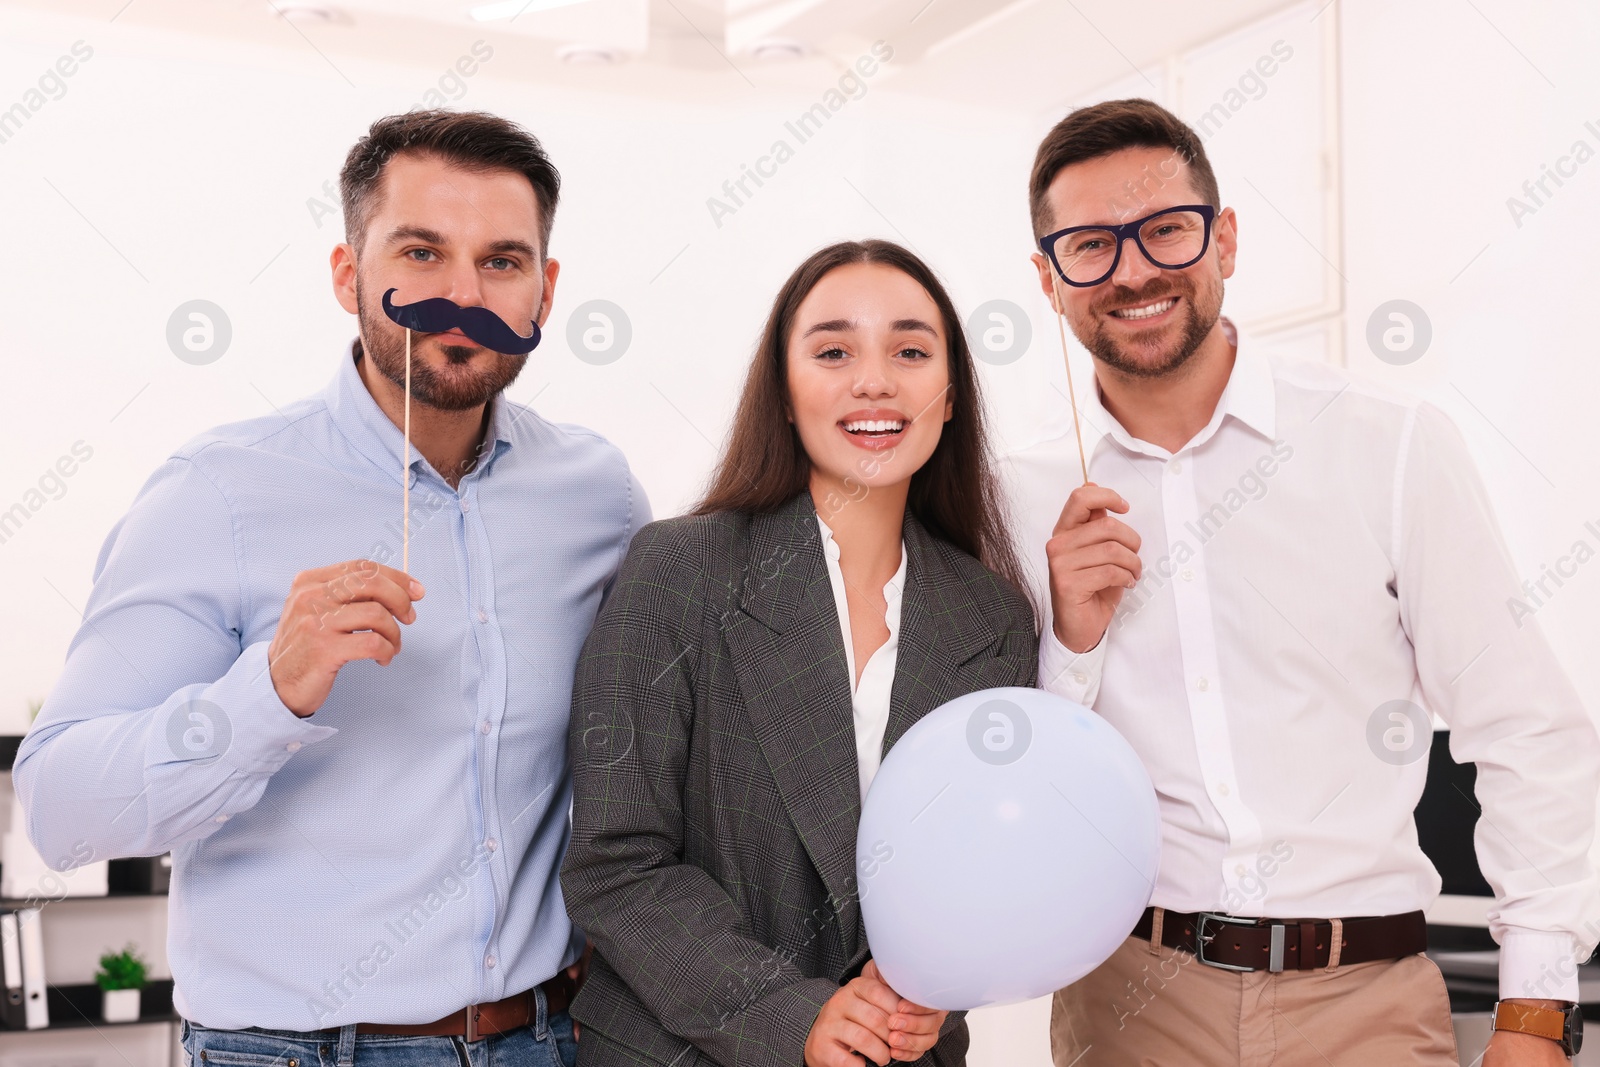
[[380, 289, 542, 572]]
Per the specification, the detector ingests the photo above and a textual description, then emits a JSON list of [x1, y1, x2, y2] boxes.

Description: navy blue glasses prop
[[1038, 204, 1216, 288]]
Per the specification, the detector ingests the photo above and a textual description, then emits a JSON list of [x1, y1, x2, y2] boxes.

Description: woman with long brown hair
[[560, 239, 1038, 1067]]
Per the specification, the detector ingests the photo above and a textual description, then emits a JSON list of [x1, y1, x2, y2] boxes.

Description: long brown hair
[[693, 239, 1034, 621]]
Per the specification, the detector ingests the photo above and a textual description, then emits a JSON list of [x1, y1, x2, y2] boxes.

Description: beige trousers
[[1051, 928, 1459, 1067]]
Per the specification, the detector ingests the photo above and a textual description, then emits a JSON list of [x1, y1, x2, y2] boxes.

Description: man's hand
[[267, 560, 424, 717], [862, 960, 948, 1062], [1484, 1030, 1571, 1065], [805, 968, 902, 1067], [1484, 1000, 1574, 1065], [565, 938, 592, 990], [1045, 483, 1142, 653]]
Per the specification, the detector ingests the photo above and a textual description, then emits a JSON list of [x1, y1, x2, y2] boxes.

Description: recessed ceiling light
[[555, 43, 623, 64], [269, 2, 347, 23], [748, 38, 806, 62], [469, 0, 597, 20]]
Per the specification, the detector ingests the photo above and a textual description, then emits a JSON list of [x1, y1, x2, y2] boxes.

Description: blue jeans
[[181, 992, 577, 1067]]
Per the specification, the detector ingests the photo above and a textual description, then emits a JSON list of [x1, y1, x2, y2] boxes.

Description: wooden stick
[[1050, 274, 1090, 486], [403, 327, 411, 575]]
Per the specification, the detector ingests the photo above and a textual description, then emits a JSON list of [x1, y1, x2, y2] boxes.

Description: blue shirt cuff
[[204, 641, 338, 774]]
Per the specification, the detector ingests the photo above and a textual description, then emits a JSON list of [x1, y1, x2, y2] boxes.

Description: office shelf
[[2, 979, 177, 1032], [0, 890, 167, 909]]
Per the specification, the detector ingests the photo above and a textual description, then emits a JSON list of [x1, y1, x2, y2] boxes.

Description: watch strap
[[1492, 1001, 1569, 1043]]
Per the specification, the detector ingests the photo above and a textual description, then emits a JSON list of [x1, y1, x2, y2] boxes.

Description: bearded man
[[16, 109, 648, 1067], [1005, 98, 1597, 1067]]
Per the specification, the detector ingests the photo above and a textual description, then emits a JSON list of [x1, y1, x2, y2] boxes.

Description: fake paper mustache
[[381, 288, 542, 355]]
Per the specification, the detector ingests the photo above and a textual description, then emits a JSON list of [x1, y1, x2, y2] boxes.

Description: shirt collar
[[1074, 316, 1276, 463], [815, 511, 907, 601], [324, 340, 516, 489]]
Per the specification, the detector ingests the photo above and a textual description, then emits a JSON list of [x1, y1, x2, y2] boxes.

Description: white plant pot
[[102, 988, 140, 1023]]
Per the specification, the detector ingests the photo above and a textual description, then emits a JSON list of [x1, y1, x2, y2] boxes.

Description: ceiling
[[1, 0, 1305, 111]]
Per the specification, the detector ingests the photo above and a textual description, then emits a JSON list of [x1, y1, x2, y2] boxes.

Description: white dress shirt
[[816, 513, 907, 801], [1002, 333, 1600, 999]]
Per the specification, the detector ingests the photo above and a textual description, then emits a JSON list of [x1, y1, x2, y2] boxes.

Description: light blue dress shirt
[[15, 342, 650, 1030]]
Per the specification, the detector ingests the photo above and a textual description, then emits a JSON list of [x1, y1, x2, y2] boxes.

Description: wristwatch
[[1491, 1000, 1584, 1057]]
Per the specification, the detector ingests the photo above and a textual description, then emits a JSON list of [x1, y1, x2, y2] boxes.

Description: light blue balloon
[[856, 686, 1160, 1010]]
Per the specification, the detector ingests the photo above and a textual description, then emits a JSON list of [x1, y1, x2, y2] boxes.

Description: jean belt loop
[[336, 1023, 358, 1067], [533, 984, 550, 1041]]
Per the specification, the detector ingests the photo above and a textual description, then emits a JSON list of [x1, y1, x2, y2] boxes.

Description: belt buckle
[[1195, 913, 1286, 973], [465, 1006, 481, 1043]]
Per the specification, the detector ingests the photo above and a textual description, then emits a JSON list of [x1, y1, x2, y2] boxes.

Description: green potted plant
[[95, 943, 147, 1022]]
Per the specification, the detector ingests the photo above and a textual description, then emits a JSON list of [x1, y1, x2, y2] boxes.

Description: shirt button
[[485, 838, 498, 853], [285, 741, 301, 753], [1169, 460, 1184, 475], [460, 498, 471, 513], [1071, 672, 1088, 686], [214, 815, 229, 824], [1217, 782, 1231, 797], [476, 608, 488, 623], [1180, 568, 1195, 582], [484, 954, 497, 969], [1196, 677, 1210, 692], [479, 720, 492, 735], [1234, 863, 1247, 876]]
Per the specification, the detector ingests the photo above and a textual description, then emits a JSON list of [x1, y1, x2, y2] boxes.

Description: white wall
[[1340, 0, 1600, 708], [7, 1, 1590, 774], [0, 8, 1048, 731]]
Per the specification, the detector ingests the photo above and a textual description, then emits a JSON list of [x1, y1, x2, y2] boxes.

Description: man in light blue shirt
[[14, 109, 648, 1067]]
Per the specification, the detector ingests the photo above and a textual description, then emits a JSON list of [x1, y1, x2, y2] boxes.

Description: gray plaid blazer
[[560, 487, 1039, 1067]]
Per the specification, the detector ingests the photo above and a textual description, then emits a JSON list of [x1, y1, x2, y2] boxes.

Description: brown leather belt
[[353, 973, 576, 1040], [1131, 907, 1428, 973]]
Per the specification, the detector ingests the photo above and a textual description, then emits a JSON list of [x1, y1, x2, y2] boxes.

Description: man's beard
[[355, 277, 529, 411], [1070, 270, 1223, 380]]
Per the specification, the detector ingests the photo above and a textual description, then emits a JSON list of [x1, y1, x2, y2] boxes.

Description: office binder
[[0, 911, 22, 1029], [15, 907, 46, 1029]]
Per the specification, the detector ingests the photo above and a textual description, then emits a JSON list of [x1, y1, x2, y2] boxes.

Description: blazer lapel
[[722, 489, 867, 952], [881, 510, 1005, 756]]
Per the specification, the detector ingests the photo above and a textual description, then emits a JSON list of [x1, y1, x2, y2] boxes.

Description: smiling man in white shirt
[[1003, 98, 1599, 1066]]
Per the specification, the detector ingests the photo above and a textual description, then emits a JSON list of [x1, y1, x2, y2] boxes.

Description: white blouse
[[815, 513, 907, 801]]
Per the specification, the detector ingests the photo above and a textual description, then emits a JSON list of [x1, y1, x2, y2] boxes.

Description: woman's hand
[[864, 960, 948, 1062], [804, 970, 900, 1067], [804, 962, 951, 1066]]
